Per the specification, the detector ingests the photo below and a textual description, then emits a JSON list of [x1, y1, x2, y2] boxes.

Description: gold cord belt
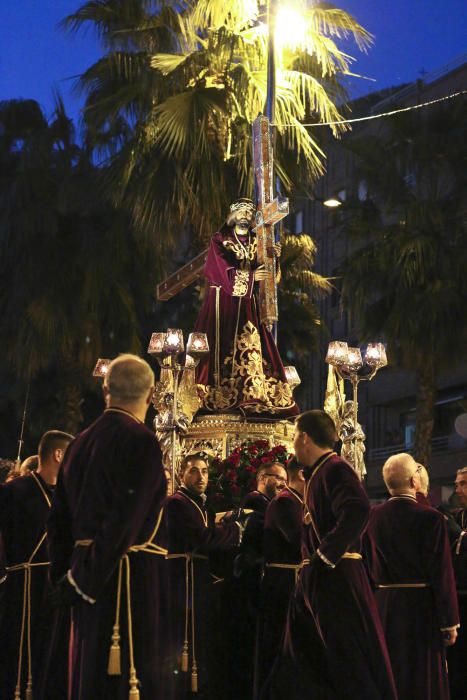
[[376, 582, 429, 589], [265, 562, 303, 584], [73, 508, 167, 700], [166, 552, 209, 692], [6, 533, 49, 700], [301, 552, 362, 568]]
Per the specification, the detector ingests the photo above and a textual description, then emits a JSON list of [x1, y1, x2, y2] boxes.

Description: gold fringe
[[180, 641, 189, 672], [191, 663, 198, 693], [129, 670, 140, 699], [14, 690, 21, 700], [107, 627, 121, 676], [25, 683, 33, 700]]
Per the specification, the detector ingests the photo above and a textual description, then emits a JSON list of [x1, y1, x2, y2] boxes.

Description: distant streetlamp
[[323, 196, 343, 208]]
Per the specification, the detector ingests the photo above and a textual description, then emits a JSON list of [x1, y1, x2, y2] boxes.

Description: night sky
[[1, 0, 466, 124]]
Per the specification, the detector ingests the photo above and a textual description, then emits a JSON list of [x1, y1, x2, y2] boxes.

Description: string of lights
[[273, 88, 467, 129]]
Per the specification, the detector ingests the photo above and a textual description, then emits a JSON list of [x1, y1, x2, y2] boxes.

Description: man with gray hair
[[48, 354, 169, 700], [364, 452, 459, 700]]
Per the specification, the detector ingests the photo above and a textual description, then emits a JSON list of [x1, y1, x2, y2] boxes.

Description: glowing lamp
[[323, 197, 342, 208], [163, 329, 184, 355], [147, 333, 167, 356], [284, 366, 301, 388], [93, 358, 112, 378], [186, 332, 209, 358], [325, 341, 349, 367], [346, 347, 363, 372], [364, 343, 387, 369]]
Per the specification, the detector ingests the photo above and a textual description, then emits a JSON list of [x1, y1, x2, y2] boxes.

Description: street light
[[323, 197, 343, 208]]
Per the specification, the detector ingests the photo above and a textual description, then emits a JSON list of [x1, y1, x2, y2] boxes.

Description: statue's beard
[[236, 218, 251, 231]]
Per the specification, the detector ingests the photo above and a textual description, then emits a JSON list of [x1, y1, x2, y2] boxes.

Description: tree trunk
[[414, 360, 436, 466], [60, 365, 84, 436]]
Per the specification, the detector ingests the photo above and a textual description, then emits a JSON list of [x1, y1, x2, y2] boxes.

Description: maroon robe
[[364, 495, 459, 700], [194, 229, 298, 417], [446, 507, 467, 699], [268, 453, 397, 700], [47, 409, 168, 700], [255, 486, 303, 699], [0, 472, 65, 699], [165, 487, 240, 699]]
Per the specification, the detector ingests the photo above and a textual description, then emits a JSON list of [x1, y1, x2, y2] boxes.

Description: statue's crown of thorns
[[229, 197, 255, 214]]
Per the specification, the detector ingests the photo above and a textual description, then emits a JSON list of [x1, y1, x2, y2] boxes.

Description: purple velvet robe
[[446, 507, 467, 699], [268, 453, 397, 700], [364, 495, 459, 700], [0, 473, 65, 699], [255, 487, 303, 699], [47, 410, 168, 700], [165, 488, 240, 699], [194, 229, 298, 417]]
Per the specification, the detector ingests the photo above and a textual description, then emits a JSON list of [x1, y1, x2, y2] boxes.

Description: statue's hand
[[273, 243, 282, 258], [254, 265, 273, 282]]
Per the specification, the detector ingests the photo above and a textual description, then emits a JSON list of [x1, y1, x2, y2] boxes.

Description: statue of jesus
[[194, 197, 298, 418]]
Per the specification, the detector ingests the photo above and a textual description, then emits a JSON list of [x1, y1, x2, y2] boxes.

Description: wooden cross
[[252, 115, 289, 330], [156, 115, 288, 324]]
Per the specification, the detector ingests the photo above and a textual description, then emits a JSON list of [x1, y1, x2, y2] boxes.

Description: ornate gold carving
[[180, 414, 295, 460], [202, 321, 295, 414], [232, 270, 250, 297], [223, 236, 257, 262]]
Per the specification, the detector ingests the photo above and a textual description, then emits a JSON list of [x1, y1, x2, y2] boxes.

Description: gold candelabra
[[148, 330, 209, 492], [325, 341, 387, 479]]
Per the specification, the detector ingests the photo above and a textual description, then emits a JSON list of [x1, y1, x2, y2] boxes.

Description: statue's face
[[231, 204, 256, 231]]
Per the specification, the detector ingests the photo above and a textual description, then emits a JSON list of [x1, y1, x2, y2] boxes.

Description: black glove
[[49, 574, 80, 609]]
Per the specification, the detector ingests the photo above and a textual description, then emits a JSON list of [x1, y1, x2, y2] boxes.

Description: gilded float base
[[180, 413, 295, 459]]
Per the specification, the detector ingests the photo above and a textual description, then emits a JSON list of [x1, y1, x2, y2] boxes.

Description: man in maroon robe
[[194, 197, 298, 417], [47, 354, 169, 700], [447, 466, 467, 699], [267, 410, 397, 700], [254, 457, 304, 699], [165, 452, 242, 699], [364, 452, 459, 700], [0, 429, 73, 700], [229, 461, 288, 699]]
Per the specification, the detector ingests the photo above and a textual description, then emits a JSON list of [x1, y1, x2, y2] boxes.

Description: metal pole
[[171, 356, 179, 495], [352, 375, 359, 470], [15, 382, 30, 472], [265, 0, 279, 343], [265, 0, 276, 124]]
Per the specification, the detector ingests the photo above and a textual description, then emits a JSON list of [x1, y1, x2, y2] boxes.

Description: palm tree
[[0, 98, 153, 438], [63, 0, 371, 261], [340, 96, 467, 464]]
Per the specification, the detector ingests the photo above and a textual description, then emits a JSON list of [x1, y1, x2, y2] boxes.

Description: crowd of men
[[0, 353, 466, 700]]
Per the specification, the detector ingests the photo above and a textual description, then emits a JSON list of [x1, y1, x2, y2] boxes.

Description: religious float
[[94, 116, 388, 496]]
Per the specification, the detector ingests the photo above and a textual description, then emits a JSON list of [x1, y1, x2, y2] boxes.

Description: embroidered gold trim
[[202, 321, 294, 413], [232, 270, 250, 297], [223, 237, 257, 262]]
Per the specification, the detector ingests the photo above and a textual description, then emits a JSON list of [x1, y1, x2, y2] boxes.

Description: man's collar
[[179, 486, 207, 506]]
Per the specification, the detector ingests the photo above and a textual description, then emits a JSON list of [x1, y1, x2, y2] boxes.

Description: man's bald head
[[104, 354, 154, 403], [383, 452, 420, 494]]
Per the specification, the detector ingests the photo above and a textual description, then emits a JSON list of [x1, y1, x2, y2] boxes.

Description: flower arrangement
[[208, 439, 290, 509]]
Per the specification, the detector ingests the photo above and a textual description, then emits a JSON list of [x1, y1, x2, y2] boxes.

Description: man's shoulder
[[1, 473, 36, 496], [415, 501, 447, 525], [243, 490, 268, 511], [75, 412, 158, 448], [270, 489, 301, 509]]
